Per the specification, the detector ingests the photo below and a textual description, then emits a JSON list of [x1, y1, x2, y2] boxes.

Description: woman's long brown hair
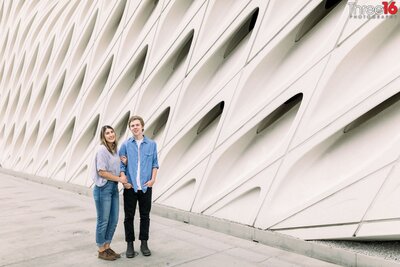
[[100, 125, 118, 154]]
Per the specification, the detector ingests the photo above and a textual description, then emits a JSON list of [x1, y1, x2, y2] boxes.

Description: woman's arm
[[98, 170, 127, 183]]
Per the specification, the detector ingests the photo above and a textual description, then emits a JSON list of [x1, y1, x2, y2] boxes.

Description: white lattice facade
[[0, 0, 399, 240]]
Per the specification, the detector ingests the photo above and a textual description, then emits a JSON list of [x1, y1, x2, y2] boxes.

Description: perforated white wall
[[1, 0, 399, 240]]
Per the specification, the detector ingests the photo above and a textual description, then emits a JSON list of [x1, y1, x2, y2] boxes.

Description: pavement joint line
[[258, 255, 277, 264], [2, 167, 400, 266], [170, 249, 224, 267]]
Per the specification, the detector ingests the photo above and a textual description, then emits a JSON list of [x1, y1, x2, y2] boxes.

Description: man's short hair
[[128, 115, 145, 128]]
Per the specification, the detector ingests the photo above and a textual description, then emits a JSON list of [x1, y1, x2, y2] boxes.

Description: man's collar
[[129, 136, 148, 143]]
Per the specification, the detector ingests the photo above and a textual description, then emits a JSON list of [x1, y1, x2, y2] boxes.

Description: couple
[[92, 115, 159, 261]]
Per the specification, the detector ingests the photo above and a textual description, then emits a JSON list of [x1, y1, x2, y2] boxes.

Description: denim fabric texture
[[93, 181, 119, 247], [119, 136, 159, 193]]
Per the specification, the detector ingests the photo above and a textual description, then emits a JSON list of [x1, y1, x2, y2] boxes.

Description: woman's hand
[[119, 174, 128, 184]]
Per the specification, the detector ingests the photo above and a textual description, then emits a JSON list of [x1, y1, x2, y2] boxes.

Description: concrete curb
[[152, 205, 399, 267], [2, 167, 399, 267]]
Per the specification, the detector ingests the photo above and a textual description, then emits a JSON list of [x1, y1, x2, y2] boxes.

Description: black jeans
[[123, 187, 152, 241]]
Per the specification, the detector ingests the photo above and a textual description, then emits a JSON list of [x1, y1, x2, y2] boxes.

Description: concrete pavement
[[0, 172, 344, 267]]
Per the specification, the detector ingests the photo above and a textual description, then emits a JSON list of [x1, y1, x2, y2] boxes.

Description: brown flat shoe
[[106, 248, 121, 259], [98, 250, 116, 261]]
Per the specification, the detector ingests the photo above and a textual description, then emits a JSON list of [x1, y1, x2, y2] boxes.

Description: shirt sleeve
[[119, 141, 127, 173], [152, 142, 159, 169], [96, 147, 108, 172]]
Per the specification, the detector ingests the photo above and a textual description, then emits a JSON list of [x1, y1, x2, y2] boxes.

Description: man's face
[[129, 119, 143, 137]]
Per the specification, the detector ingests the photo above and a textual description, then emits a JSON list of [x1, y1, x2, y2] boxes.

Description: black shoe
[[140, 240, 151, 256], [126, 241, 135, 258]]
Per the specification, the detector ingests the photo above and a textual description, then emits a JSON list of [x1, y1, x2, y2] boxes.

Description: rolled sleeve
[[152, 143, 159, 169], [119, 142, 127, 173], [96, 149, 108, 172], [120, 162, 126, 173]]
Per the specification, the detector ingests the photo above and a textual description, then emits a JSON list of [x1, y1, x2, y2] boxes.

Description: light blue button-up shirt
[[119, 136, 159, 193]]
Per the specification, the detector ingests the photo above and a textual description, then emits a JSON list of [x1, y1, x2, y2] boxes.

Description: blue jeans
[[93, 181, 119, 247]]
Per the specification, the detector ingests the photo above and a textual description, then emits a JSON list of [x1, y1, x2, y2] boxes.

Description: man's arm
[[145, 168, 157, 187], [98, 170, 127, 183], [119, 141, 132, 189], [145, 143, 159, 187], [119, 141, 127, 173]]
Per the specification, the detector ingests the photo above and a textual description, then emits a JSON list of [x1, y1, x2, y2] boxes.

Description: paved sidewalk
[[0, 173, 342, 267]]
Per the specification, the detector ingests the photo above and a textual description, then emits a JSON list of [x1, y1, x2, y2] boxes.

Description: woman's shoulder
[[96, 144, 109, 154], [97, 144, 118, 157]]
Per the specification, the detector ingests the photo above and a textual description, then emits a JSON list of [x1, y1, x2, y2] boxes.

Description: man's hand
[[123, 183, 132, 189], [144, 179, 155, 187]]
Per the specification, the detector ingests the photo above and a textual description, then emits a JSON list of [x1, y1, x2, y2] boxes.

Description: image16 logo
[[348, 1, 399, 18]]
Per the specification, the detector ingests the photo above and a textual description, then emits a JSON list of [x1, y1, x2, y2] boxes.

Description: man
[[119, 115, 159, 258]]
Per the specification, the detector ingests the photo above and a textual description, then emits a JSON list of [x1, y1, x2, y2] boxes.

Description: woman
[[93, 125, 127, 261]]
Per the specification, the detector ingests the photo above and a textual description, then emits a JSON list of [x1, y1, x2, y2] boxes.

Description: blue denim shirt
[[119, 136, 159, 192]]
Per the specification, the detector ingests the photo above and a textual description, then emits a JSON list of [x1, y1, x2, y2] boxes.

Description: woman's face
[[104, 128, 116, 144]]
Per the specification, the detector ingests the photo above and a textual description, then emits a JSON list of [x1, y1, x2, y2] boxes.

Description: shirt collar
[[129, 135, 148, 144]]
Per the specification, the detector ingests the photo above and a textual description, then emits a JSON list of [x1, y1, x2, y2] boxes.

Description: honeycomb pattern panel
[[1, 0, 399, 240]]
